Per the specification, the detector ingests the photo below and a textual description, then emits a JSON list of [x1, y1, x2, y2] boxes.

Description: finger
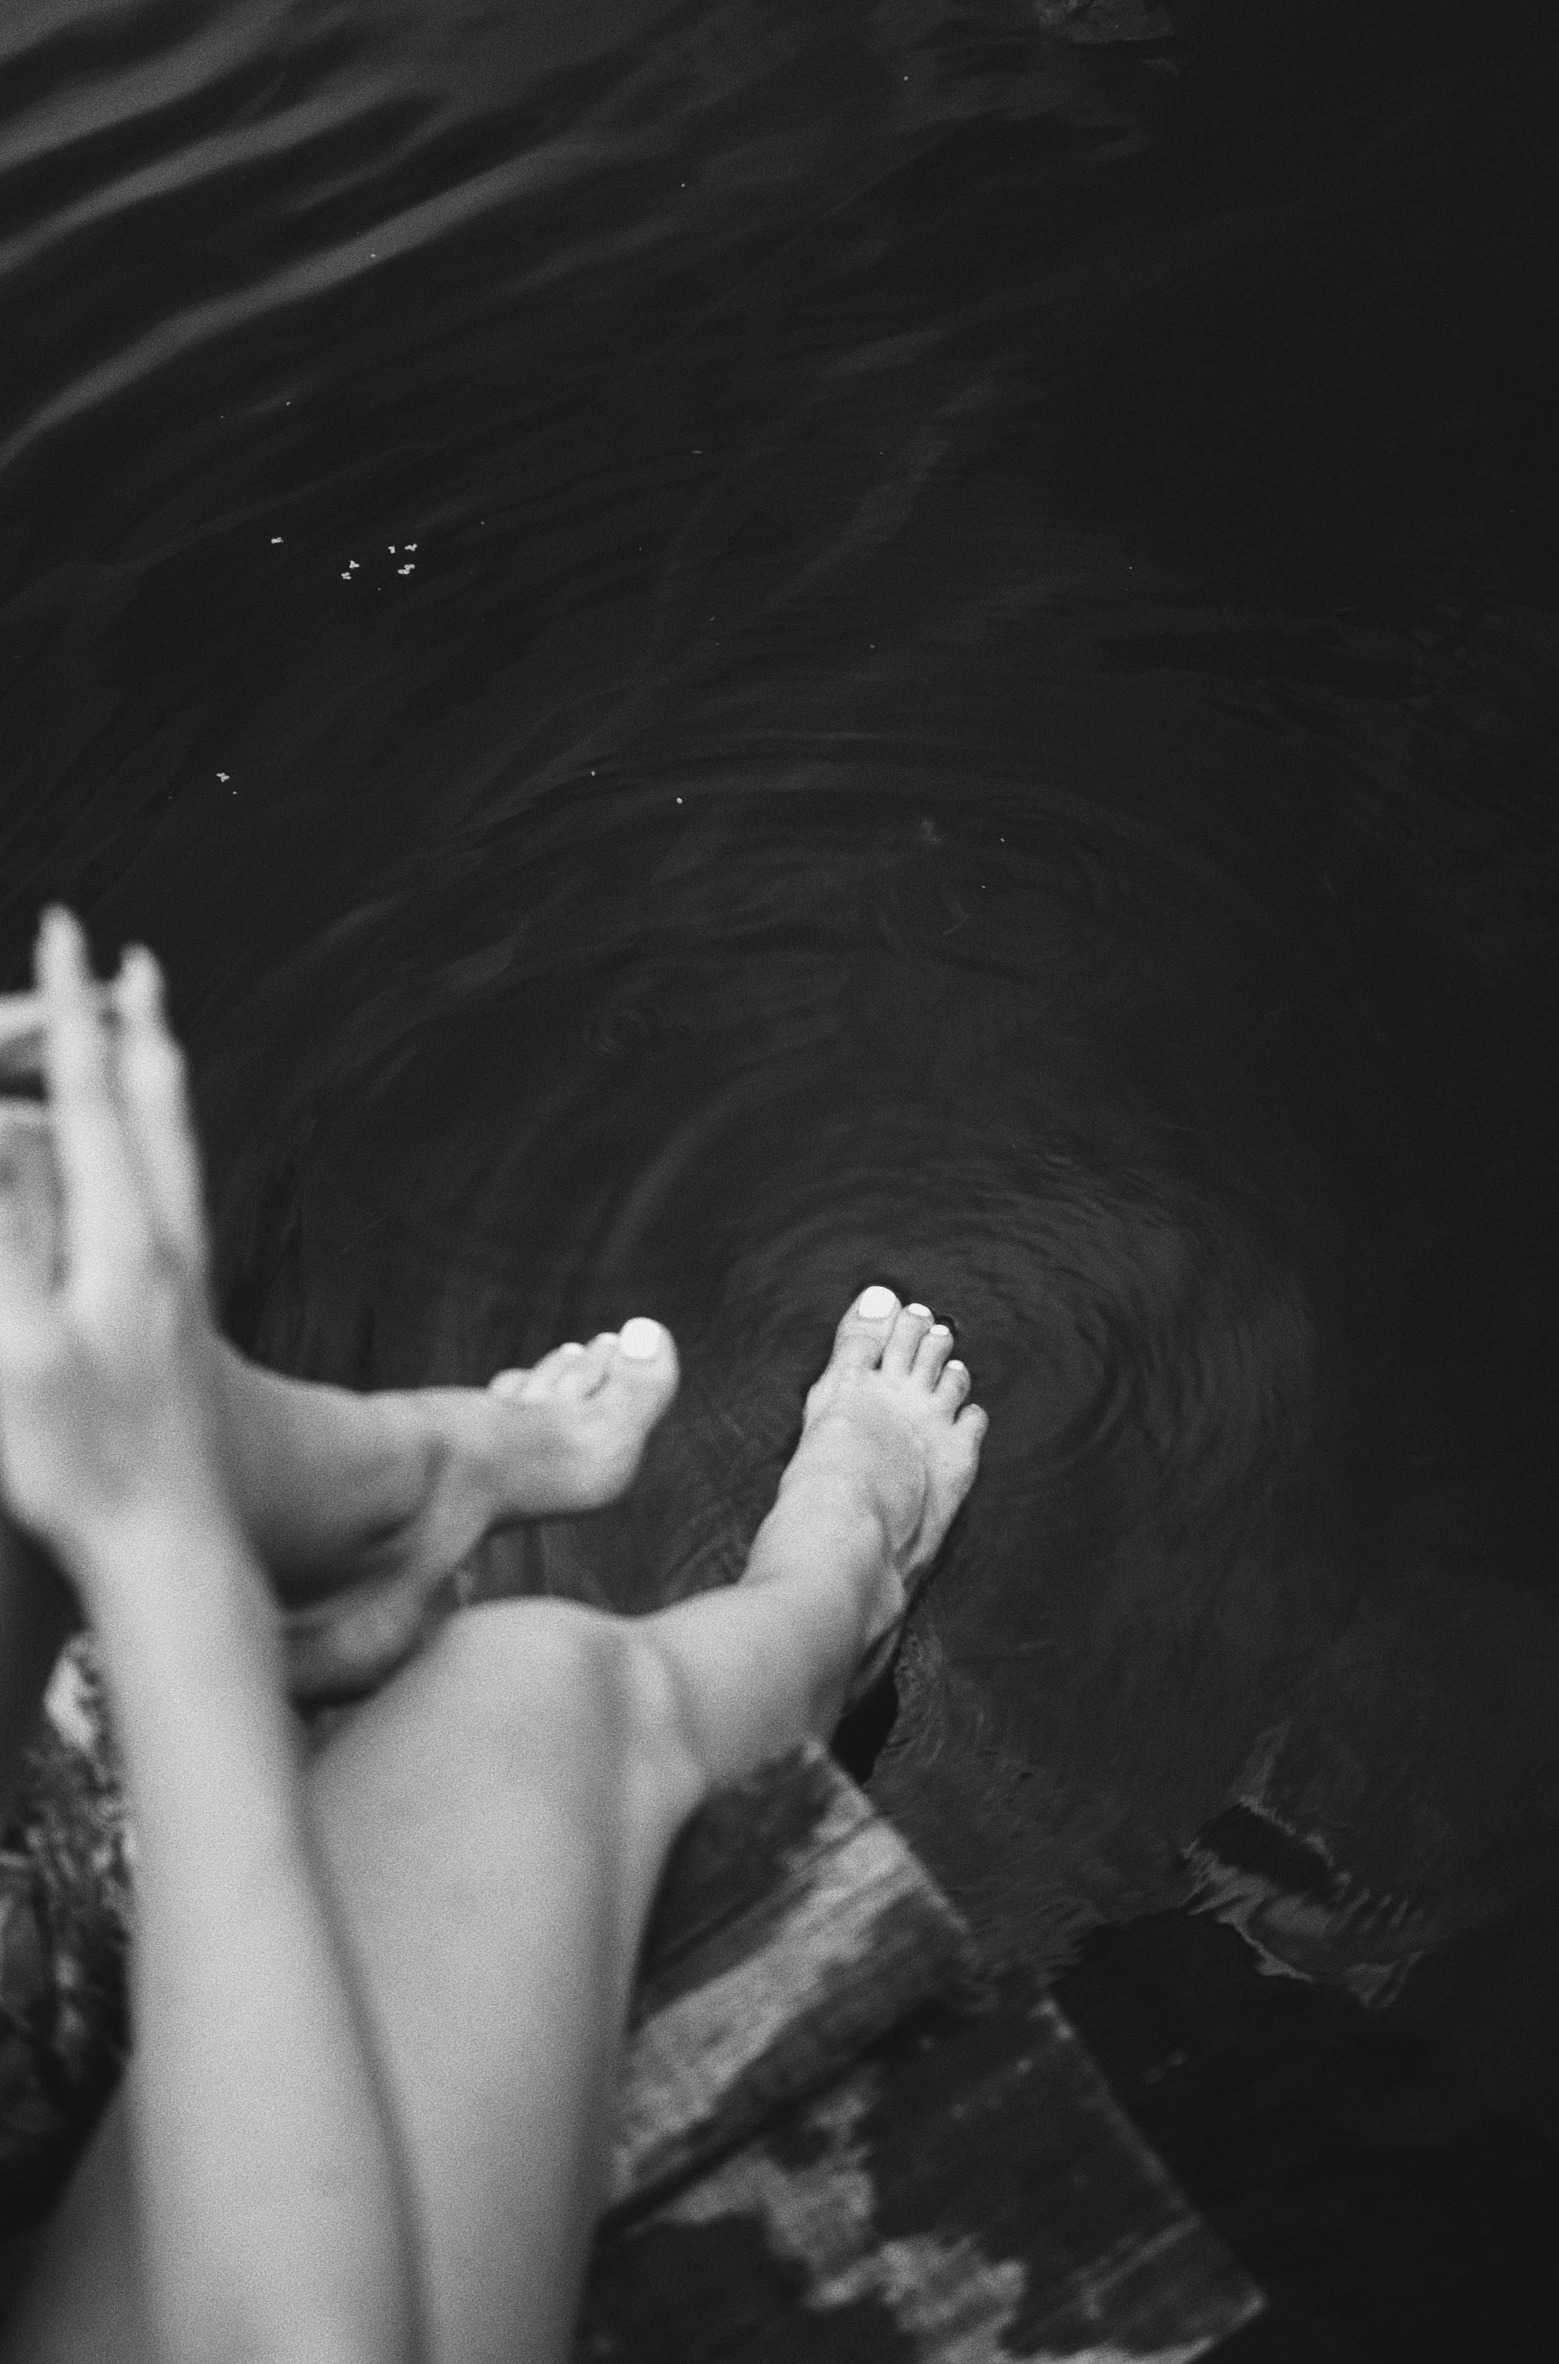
[[35, 909, 147, 1275], [114, 947, 209, 1272], [0, 983, 113, 1088], [0, 993, 45, 1089]]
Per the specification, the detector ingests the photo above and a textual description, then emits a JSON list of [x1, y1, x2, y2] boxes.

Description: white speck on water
[[341, 571, 352, 580], [389, 545, 397, 553], [406, 542, 418, 551], [397, 565, 414, 576], [216, 772, 230, 782], [270, 536, 283, 544]]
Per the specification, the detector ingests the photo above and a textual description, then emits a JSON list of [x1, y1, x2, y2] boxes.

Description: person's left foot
[[481, 1315, 681, 1519], [281, 1319, 679, 1701]]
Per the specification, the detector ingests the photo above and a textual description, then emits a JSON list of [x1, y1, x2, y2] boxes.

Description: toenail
[[619, 1316, 663, 1360], [947, 1359, 967, 1375], [906, 1302, 931, 1318], [560, 1341, 587, 1355], [857, 1285, 897, 1319], [929, 1323, 951, 1337]]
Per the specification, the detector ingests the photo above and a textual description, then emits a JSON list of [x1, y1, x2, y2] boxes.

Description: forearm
[[83, 1507, 421, 2364]]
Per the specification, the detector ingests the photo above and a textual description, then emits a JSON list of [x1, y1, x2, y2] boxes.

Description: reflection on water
[[3, 0, 1558, 2337]]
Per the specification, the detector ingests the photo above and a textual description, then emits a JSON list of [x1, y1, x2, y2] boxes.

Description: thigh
[[0, 1597, 701, 2364]]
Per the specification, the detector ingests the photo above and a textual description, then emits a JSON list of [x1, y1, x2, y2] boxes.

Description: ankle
[[407, 1387, 501, 1529], [771, 1458, 891, 1562]]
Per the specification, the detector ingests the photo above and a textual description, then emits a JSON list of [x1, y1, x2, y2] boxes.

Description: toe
[[491, 1345, 582, 1403], [913, 1321, 955, 1387], [573, 1334, 617, 1395], [956, 1401, 989, 1450], [531, 1340, 589, 1398], [610, 1317, 680, 1414], [617, 1314, 668, 1366], [526, 1338, 598, 1401], [882, 1301, 933, 1375], [831, 1285, 900, 1370], [935, 1358, 972, 1412]]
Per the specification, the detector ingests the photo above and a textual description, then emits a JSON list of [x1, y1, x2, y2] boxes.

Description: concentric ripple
[[5, 0, 1558, 2039]]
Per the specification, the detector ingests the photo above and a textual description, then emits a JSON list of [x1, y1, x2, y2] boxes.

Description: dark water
[[3, 0, 1558, 2348]]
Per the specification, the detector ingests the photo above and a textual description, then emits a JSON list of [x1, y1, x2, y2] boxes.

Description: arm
[[8, 985, 471, 1586], [84, 1501, 421, 2364], [0, 915, 422, 2364]]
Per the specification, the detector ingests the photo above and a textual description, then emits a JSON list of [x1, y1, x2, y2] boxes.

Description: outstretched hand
[[0, 910, 233, 1582]]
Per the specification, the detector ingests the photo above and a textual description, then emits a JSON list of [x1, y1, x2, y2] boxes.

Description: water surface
[[3, 1, 1558, 2349]]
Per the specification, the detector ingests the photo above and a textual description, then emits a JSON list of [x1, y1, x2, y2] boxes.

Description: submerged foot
[[777, 1286, 987, 1681], [281, 1318, 678, 1701]]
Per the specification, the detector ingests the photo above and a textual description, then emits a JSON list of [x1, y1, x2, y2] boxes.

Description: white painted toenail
[[947, 1360, 967, 1375], [619, 1317, 662, 1360], [560, 1341, 587, 1356], [930, 1323, 951, 1337], [857, 1285, 897, 1319], [906, 1302, 931, 1317]]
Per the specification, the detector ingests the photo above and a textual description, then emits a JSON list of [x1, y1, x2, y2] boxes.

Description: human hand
[[0, 911, 234, 1585]]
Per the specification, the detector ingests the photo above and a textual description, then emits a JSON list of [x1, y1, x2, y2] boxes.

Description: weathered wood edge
[[584, 1970, 1265, 2364], [607, 1740, 981, 2217]]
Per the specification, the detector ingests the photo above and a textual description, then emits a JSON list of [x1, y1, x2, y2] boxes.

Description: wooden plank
[[595, 1744, 1262, 2360], [581, 1970, 1264, 2364], [609, 1740, 980, 2216], [1, 1652, 1263, 2359]]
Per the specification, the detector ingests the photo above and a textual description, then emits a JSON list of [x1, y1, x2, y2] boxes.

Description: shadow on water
[[3, 0, 1559, 2344]]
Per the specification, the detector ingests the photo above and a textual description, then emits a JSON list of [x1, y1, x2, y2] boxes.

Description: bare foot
[[778, 1286, 987, 1682], [480, 1316, 681, 1518], [281, 1318, 678, 1701]]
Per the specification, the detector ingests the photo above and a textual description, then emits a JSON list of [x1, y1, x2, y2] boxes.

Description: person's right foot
[[775, 1286, 987, 1676]]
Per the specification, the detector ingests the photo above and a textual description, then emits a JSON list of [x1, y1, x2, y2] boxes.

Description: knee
[[422, 1600, 705, 1821]]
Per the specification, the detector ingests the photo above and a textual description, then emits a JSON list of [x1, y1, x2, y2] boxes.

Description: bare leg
[[4, 1047, 678, 1727], [0, 1321, 680, 1820], [3, 1292, 985, 2364], [219, 1321, 682, 1699], [218, 1321, 681, 1587]]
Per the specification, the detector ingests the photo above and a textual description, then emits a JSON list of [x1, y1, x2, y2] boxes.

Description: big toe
[[609, 1317, 680, 1420], [830, 1284, 901, 1371]]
